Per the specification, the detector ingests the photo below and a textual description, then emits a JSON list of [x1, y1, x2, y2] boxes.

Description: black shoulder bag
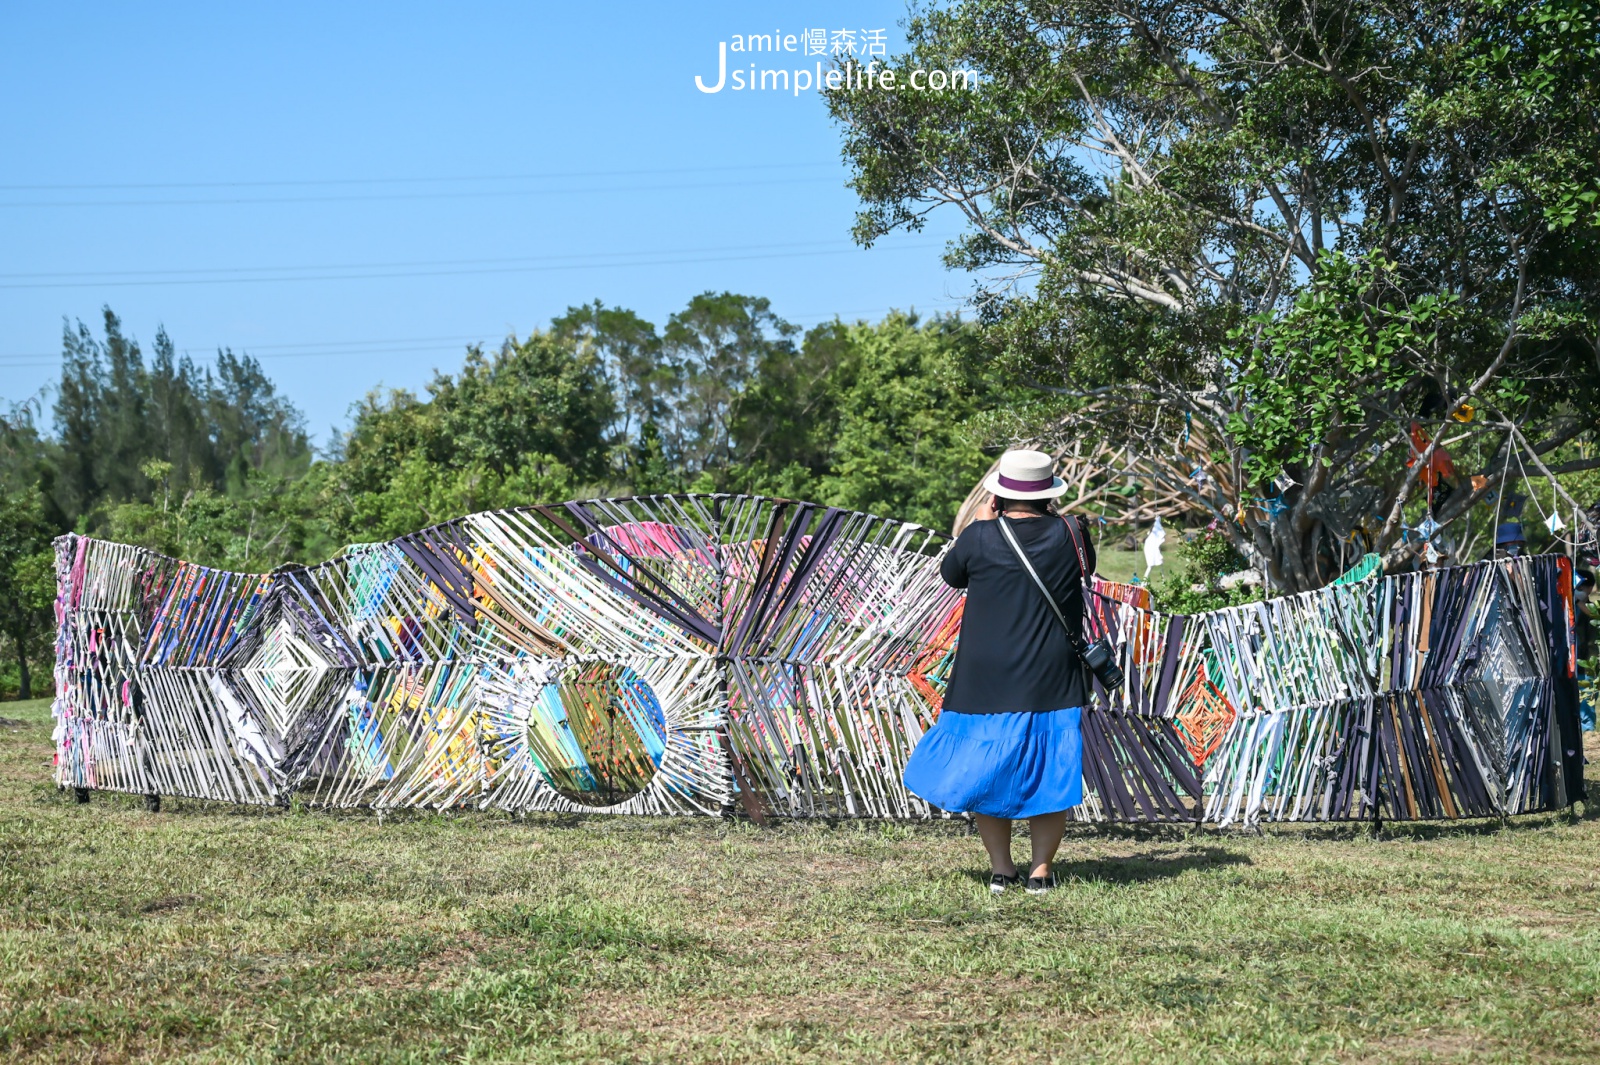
[[995, 514, 1125, 691]]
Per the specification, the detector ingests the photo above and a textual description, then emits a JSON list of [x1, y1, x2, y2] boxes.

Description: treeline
[[0, 296, 1006, 697]]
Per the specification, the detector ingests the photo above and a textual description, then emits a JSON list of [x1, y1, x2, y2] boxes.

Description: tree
[[103, 461, 338, 573], [332, 331, 612, 539], [817, 313, 997, 528], [727, 319, 860, 499], [0, 490, 55, 700], [660, 293, 801, 479], [548, 296, 999, 515], [552, 300, 673, 478], [3, 297, 1022, 589], [51, 308, 312, 531], [0, 401, 62, 531], [828, 0, 1600, 590]]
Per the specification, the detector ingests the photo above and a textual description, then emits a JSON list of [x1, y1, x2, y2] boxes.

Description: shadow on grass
[[959, 845, 1251, 889], [1263, 803, 1595, 842], [1055, 845, 1252, 884]]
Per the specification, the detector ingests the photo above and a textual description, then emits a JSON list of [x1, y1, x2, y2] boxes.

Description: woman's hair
[[993, 494, 1055, 517]]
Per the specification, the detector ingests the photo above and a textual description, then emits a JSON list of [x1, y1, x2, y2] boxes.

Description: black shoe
[[989, 871, 1021, 894], [1026, 873, 1057, 896]]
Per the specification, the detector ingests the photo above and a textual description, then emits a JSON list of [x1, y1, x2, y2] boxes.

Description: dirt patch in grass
[[575, 972, 1076, 1046], [1349, 1028, 1494, 1063], [134, 893, 202, 915]]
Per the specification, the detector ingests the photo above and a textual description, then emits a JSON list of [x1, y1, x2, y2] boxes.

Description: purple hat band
[[997, 473, 1056, 492]]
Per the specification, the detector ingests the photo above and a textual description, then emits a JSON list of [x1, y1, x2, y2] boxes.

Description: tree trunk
[[8, 623, 31, 697], [16, 634, 32, 701]]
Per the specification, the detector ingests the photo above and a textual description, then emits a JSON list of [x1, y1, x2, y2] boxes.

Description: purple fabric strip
[[557, 502, 722, 645], [394, 536, 479, 629], [748, 507, 849, 655], [727, 503, 813, 654], [1150, 616, 1188, 718], [997, 473, 1054, 492]]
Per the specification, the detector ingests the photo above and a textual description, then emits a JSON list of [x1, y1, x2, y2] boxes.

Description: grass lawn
[[1092, 533, 1191, 588], [2, 696, 1598, 1063]]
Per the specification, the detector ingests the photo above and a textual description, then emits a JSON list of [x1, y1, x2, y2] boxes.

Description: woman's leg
[[1026, 810, 1069, 879], [972, 813, 1017, 875]]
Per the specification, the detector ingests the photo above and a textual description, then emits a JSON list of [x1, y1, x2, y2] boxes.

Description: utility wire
[[0, 175, 839, 209], [0, 161, 837, 192], [0, 241, 941, 292], [0, 301, 968, 371], [0, 239, 866, 282]]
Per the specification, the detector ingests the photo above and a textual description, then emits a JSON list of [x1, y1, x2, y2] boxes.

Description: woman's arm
[[940, 529, 972, 588]]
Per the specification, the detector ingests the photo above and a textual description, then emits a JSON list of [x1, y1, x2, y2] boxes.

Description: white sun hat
[[982, 448, 1069, 500]]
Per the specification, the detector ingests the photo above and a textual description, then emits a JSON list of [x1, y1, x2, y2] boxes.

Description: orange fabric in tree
[[1407, 422, 1456, 487]]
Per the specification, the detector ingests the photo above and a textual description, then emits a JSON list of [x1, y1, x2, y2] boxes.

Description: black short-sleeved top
[[938, 514, 1096, 714]]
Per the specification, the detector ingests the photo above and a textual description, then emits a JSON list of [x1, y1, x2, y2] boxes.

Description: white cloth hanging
[[1143, 516, 1166, 574]]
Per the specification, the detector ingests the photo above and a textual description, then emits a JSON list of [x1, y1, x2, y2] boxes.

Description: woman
[[903, 449, 1095, 895]]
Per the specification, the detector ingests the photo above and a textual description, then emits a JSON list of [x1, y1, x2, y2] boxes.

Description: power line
[[132, 333, 488, 351], [0, 336, 489, 363], [0, 161, 838, 192], [0, 174, 840, 209], [0, 301, 969, 370], [0, 241, 941, 292], [0, 240, 862, 282]]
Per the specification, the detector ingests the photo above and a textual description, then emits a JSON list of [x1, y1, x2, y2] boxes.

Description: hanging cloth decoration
[[1143, 516, 1167, 576], [48, 501, 1584, 828], [1331, 552, 1382, 586], [1407, 422, 1457, 487]]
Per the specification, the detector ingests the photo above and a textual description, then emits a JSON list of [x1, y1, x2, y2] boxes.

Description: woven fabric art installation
[[52, 495, 1584, 825]]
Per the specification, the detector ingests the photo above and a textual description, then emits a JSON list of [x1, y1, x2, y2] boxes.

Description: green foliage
[[1579, 589, 1599, 719], [1227, 252, 1454, 487], [814, 314, 996, 530], [53, 308, 311, 527], [0, 297, 1001, 616], [0, 489, 55, 699], [331, 332, 613, 541], [339, 454, 580, 544], [826, 0, 1600, 592], [102, 469, 341, 573], [325, 297, 1001, 537], [0, 403, 51, 501], [661, 293, 800, 477], [1451, 0, 1600, 234], [1149, 524, 1258, 614]]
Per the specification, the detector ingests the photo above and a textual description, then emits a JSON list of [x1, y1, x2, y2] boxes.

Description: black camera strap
[[995, 514, 1089, 659]]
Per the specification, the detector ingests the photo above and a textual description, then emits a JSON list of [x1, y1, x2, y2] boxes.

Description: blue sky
[[0, 2, 972, 444]]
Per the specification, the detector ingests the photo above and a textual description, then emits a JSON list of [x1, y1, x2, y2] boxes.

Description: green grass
[[1093, 533, 1190, 586], [2, 697, 1598, 1063]]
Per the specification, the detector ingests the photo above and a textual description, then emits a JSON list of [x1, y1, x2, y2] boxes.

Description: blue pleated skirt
[[903, 706, 1084, 818]]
